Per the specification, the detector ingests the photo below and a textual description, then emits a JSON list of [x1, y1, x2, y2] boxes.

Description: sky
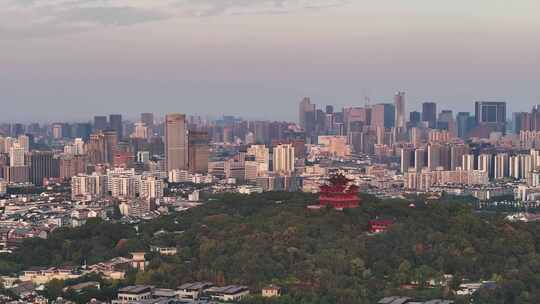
[[1, 0, 539, 122]]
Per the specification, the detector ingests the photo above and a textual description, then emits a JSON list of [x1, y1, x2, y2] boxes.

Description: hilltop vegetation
[[2, 192, 540, 303]]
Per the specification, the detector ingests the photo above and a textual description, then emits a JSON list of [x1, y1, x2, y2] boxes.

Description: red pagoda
[[319, 174, 360, 210]]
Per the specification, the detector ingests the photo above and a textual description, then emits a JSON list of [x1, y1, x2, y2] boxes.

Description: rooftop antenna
[[363, 88, 371, 107]]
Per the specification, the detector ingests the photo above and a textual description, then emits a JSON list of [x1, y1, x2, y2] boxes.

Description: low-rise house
[[112, 285, 154, 304], [152, 288, 176, 299], [261, 285, 281, 298], [150, 246, 178, 256], [19, 266, 81, 284], [63, 281, 101, 293], [88, 256, 131, 280], [456, 281, 497, 296], [205, 285, 250, 302], [176, 282, 214, 300]]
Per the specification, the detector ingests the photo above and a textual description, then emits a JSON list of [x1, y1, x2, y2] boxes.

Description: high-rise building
[[52, 123, 64, 139], [494, 153, 509, 180], [509, 155, 521, 179], [513, 112, 526, 134], [371, 103, 395, 129], [74, 123, 92, 141], [247, 145, 270, 176], [140, 113, 154, 131], [17, 135, 30, 153], [71, 173, 107, 199], [3, 166, 30, 184], [414, 148, 426, 172], [59, 154, 86, 180], [469, 102, 506, 137], [462, 154, 475, 171], [451, 144, 468, 170], [519, 154, 532, 180], [137, 151, 150, 164], [394, 91, 406, 129], [93, 116, 108, 132], [252, 121, 271, 145], [409, 111, 421, 125], [325, 105, 334, 114], [103, 130, 118, 164], [188, 131, 210, 173], [132, 123, 149, 139], [475, 101, 506, 128], [273, 144, 295, 175], [109, 114, 123, 140], [478, 154, 493, 178], [530, 106, 540, 131], [456, 112, 471, 139], [30, 151, 58, 186], [86, 130, 117, 164], [400, 147, 414, 173], [140, 176, 164, 201], [427, 143, 441, 170], [9, 143, 25, 167], [73, 138, 85, 155], [165, 114, 188, 171], [11, 124, 25, 137], [422, 102, 437, 128], [299, 97, 316, 139], [475, 101, 506, 124], [343, 107, 370, 134]]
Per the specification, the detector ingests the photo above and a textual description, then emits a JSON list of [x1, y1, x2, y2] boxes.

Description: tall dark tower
[[30, 151, 58, 186], [141, 113, 154, 130], [109, 114, 123, 140], [93, 116, 108, 132], [422, 102, 437, 128]]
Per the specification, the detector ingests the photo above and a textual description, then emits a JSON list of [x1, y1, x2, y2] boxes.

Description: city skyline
[[2, 2, 540, 303], [1, 1, 539, 122], [0, 94, 528, 124]]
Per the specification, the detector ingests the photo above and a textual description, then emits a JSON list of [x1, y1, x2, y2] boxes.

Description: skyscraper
[[188, 131, 210, 173], [141, 113, 154, 131], [93, 116, 108, 132], [299, 97, 316, 139], [247, 145, 270, 176], [103, 130, 118, 164], [422, 102, 437, 128], [471, 101, 506, 137], [74, 123, 92, 141], [30, 151, 58, 186], [273, 144, 295, 175], [9, 143, 25, 167], [513, 112, 529, 134], [394, 91, 406, 129], [86, 130, 117, 164], [325, 105, 334, 114], [109, 114, 123, 140], [165, 114, 188, 171], [475, 101, 506, 125], [427, 143, 441, 170], [409, 111, 421, 125], [456, 112, 471, 139], [494, 153, 509, 180], [371, 103, 395, 129], [478, 154, 493, 178], [462, 154, 475, 171], [400, 147, 414, 173]]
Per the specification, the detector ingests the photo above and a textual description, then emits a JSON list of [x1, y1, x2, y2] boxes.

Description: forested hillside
[[2, 192, 540, 303]]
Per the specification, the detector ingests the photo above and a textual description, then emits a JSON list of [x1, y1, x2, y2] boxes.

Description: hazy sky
[[1, 0, 539, 122]]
